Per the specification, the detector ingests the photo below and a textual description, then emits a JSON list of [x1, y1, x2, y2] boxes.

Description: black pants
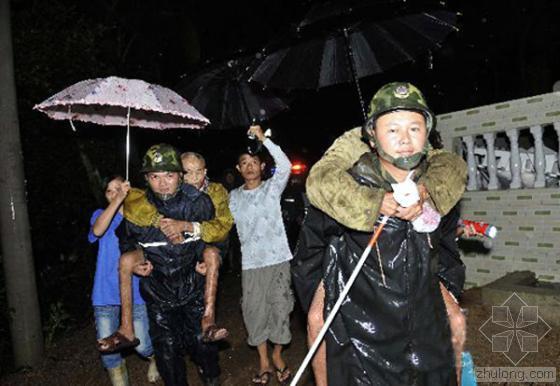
[[147, 302, 220, 386]]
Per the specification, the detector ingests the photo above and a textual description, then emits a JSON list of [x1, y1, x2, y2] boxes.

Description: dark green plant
[[43, 301, 71, 347]]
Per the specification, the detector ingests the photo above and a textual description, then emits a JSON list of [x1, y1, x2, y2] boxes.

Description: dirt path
[[1, 274, 558, 385], [0, 271, 311, 386]]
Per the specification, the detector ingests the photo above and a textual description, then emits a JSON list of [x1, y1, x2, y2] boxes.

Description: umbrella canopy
[[178, 56, 289, 130], [34, 76, 209, 179], [34, 76, 209, 129], [297, 0, 410, 32], [250, 9, 457, 118]]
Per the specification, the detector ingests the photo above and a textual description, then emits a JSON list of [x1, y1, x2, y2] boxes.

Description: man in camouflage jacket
[[293, 82, 467, 385]]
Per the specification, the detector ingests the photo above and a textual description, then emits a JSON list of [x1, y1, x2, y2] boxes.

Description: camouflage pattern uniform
[[124, 181, 233, 245], [306, 82, 466, 233], [294, 83, 465, 385]]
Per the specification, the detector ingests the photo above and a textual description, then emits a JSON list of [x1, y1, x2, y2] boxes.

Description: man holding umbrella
[[117, 143, 220, 386], [229, 125, 294, 385]]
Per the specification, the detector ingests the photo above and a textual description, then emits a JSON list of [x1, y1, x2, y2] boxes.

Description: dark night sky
[[12, 0, 560, 159]]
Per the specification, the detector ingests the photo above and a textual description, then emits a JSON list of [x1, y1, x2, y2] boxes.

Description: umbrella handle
[[67, 106, 77, 132], [126, 106, 131, 181], [290, 215, 389, 386]]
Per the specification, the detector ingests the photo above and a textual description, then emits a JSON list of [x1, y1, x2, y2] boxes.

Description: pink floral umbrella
[[34, 76, 210, 179]]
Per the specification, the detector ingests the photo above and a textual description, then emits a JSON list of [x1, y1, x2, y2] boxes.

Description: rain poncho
[[118, 184, 214, 308], [118, 183, 219, 385], [294, 153, 456, 385], [436, 206, 465, 300]]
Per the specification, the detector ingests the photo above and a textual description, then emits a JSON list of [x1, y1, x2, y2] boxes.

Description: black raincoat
[[293, 154, 456, 386], [437, 206, 465, 300], [118, 184, 219, 385]]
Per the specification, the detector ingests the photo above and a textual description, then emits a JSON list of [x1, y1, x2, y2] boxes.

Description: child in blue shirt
[[88, 176, 159, 385]]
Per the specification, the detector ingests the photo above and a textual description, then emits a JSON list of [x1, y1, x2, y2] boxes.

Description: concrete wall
[[435, 92, 560, 287], [459, 188, 560, 287]]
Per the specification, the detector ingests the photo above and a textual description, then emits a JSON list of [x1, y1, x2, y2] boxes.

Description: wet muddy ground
[[1, 272, 558, 386]]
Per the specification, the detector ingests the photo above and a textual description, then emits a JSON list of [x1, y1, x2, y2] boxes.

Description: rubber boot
[[107, 360, 129, 386], [147, 355, 161, 383]]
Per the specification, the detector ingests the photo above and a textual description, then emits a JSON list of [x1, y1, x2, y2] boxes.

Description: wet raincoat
[[118, 183, 219, 385], [294, 153, 456, 385], [436, 205, 465, 300]]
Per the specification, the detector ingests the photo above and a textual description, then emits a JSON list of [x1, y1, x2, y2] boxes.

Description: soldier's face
[[146, 172, 181, 196], [372, 110, 427, 159], [182, 156, 207, 189]]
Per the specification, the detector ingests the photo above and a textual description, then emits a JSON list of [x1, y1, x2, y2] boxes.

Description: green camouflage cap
[[140, 143, 183, 173], [362, 82, 434, 170], [364, 82, 435, 136]]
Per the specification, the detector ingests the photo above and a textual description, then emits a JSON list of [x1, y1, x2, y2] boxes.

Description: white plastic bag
[[391, 172, 441, 233]]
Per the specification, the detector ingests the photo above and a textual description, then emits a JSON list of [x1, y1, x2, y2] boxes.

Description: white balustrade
[[437, 92, 560, 191], [530, 125, 546, 188], [462, 135, 478, 191], [483, 132, 499, 190], [506, 128, 522, 189]]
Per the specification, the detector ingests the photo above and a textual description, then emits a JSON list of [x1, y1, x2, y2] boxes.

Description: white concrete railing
[[436, 93, 560, 286], [437, 92, 560, 191]]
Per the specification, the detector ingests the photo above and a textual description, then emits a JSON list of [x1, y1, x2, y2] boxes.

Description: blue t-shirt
[[88, 209, 144, 306]]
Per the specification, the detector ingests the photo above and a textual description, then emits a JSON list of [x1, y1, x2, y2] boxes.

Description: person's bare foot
[[201, 315, 228, 342], [272, 353, 291, 384]]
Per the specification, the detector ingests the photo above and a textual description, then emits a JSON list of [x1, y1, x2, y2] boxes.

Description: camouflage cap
[[140, 143, 183, 173], [362, 82, 434, 170], [365, 82, 435, 134]]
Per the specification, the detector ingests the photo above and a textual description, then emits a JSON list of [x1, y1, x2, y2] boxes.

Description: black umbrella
[[297, 0, 413, 32], [250, 9, 457, 119], [177, 55, 289, 130]]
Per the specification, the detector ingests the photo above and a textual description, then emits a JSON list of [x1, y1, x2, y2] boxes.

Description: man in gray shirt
[[229, 125, 294, 385]]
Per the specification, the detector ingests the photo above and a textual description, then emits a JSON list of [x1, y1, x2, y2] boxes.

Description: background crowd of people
[[89, 83, 475, 386]]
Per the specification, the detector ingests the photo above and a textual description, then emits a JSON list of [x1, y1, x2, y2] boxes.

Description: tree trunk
[[0, 0, 44, 368]]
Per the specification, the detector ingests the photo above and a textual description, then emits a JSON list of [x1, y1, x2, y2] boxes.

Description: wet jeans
[[94, 304, 154, 369]]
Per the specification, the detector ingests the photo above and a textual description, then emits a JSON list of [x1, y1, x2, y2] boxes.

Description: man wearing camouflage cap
[[293, 82, 466, 385], [115, 143, 221, 386]]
